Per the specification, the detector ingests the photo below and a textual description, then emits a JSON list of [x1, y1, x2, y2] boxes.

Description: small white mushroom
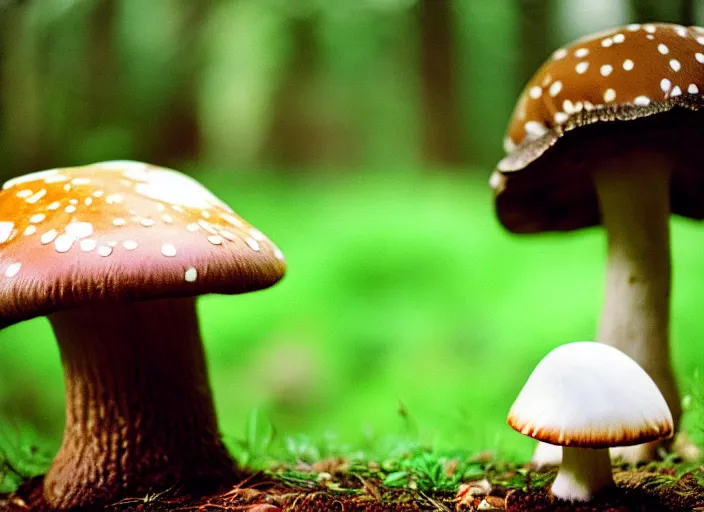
[[508, 342, 673, 502]]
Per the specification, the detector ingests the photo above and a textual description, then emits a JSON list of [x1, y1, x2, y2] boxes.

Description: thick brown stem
[[44, 298, 236, 509], [593, 151, 681, 433]]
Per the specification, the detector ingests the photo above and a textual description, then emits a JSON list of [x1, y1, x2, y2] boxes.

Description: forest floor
[[2, 458, 703, 512]]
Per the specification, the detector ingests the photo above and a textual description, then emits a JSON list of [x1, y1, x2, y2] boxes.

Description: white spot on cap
[[670, 59, 681, 72], [171, 205, 185, 213], [553, 48, 567, 60], [69, 199, 78, 205], [162, 214, 174, 224], [47, 201, 60, 210], [249, 229, 267, 241], [675, 26, 688, 37], [197, 220, 218, 235], [601, 37, 613, 47], [627, 24, 641, 31], [503, 136, 517, 153], [0, 222, 14, 243], [661, 78, 672, 93], [80, 239, 97, 252], [71, 178, 91, 186], [658, 44, 669, 55], [93, 190, 104, 197], [600, 64, 613, 77], [133, 168, 228, 210], [274, 247, 285, 260], [54, 234, 75, 253], [671, 86, 682, 97], [646, 34, 655, 40], [185, 267, 198, 282], [603, 89, 616, 102], [161, 244, 177, 257], [696, 53, 704, 63], [105, 194, 124, 205], [612, 33, 625, 44], [123, 240, 138, 250], [26, 189, 47, 204], [623, 59, 634, 71], [41, 229, 58, 244], [644, 24, 656, 34], [554, 112, 569, 124], [524, 121, 547, 138], [140, 218, 156, 227], [574, 48, 589, 58], [201, 210, 211, 219], [246, 238, 260, 251], [575, 61, 589, 74], [688, 84, 699, 94], [222, 214, 244, 227], [5, 263, 21, 278], [16, 190, 32, 198], [3, 169, 59, 190], [23, 225, 36, 236], [529, 86, 542, 99], [548, 81, 562, 97], [95, 160, 148, 172], [30, 213, 46, 224], [563, 99, 575, 113], [65, 205, 76, 214], [207, 235, 223, 245], [220, 230, 237, 241], [84, 197, 93, 206], [186, 223, 199, 232], [97, 245, 113, 257], [113, 218, 126, 227], [65, 222, 93, 240], [634, 95, 651, 106], [697, 36, 704, 45]]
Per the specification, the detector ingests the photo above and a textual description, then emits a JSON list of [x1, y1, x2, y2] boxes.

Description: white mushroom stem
[[551, 447, 613, 502], [592, 153, 681, 442], [43, 297, 236, 510]]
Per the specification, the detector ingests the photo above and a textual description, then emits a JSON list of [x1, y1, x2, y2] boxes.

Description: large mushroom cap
[[508, 342, 673, 448], [492, 23, 704, 233], [0, 161, 287, 329]]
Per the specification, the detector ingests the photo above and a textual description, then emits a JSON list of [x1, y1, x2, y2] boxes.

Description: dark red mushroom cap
[[0, 161, 287, 328], [492, 23, 704, 233]]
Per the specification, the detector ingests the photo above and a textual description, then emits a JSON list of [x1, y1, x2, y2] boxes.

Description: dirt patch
[[1, 465, 702, 511]]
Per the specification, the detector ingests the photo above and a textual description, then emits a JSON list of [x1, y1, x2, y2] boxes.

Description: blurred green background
[[1, 0, 704, 468]]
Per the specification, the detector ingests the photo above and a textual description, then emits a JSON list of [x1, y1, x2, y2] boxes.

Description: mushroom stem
[[44, 297, 236, 510], [592, 152, 680, 434], [551, 447, 613, 501]]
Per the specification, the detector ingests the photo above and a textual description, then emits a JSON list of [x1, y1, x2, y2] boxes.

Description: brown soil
[[1, 465, 702, 511]]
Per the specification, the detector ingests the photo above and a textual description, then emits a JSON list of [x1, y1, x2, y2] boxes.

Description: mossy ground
[[2, 458, 702, 511]]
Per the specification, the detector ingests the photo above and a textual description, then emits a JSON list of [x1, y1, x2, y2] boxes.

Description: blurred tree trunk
[[629, 0, 690, 24], [88, 0, 117, 127], [264, 13, 321, 167], [517, 0, 553, 87], [1, 4, 51, 176], [680, 0, 695, 26], [418, 0, 461, 167], [146, 1, 211, 166]]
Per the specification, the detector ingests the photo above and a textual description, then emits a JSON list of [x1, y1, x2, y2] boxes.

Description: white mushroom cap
[[508, 342, 673, 448]]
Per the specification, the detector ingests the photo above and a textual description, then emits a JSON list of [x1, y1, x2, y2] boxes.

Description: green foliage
[[228, 407, 276, 468], [0, 422, 51, 493]]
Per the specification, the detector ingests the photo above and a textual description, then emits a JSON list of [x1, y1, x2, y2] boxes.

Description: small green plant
[[0, 422, 52, 493], [227, 407, 275, 469]]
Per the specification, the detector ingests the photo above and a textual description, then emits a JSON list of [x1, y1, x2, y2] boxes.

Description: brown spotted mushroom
[[0, 161, 287, 509], [491, 23, 704, 463]]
